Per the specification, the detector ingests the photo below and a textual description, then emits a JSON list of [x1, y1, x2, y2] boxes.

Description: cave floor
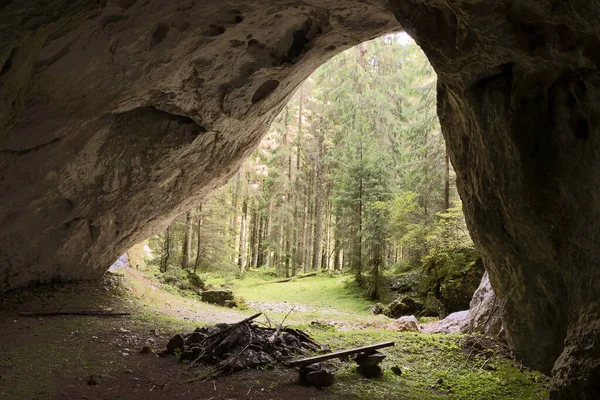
[[0, 273, 327, 400], [0, 269, 549, 399]]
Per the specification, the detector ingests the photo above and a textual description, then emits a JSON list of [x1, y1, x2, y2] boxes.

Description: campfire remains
[[163, 312, 326, 376], [163, 313, 396, 387]]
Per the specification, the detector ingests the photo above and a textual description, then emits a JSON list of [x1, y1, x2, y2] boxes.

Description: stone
[[421, 311, 468, 334], [385, 296, 423, 318], [460, 272, 504, 337], [201, 290, 234, 306], [166, 334, 184, 354], [299, 363, 335, 388], [354, 351, 386, 367], [2, 0, 600, 395], [387, 315, 421, 332]]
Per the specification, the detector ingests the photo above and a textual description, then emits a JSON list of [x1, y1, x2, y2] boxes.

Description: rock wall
[[392, 1, 600, 397], [2, 0, 600, 397]]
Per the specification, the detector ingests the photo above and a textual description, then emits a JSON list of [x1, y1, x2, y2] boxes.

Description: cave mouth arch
[[141, 31, 483, 318], [1, 1, 599, 398]]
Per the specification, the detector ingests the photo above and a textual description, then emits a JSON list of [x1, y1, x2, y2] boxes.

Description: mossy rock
[[385, 296, 423, 319], [201, 289, 234, 306]]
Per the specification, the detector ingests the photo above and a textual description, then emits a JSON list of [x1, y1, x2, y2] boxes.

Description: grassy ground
[[0, 268, 550, 399], [232, 273, 373, 313]]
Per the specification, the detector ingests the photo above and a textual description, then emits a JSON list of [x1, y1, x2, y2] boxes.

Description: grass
[[201, 270, 550, 399], [232, 272, 374, 313], [297, 329, 550, 400], [32, 267, 546, 400]]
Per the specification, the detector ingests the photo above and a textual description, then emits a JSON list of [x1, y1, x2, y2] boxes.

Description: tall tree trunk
[[194, 203, 203, 273], [312, 125, 324, 272], [182, 211, 193, 269], [248, 206, 257, 269], [256, 213, 263, 268], [333, 237, 341, 271], [277, 217, 284, 274], [161, 225, 171, 273], [305, 171, 314, 271], [231, 171, 241, 264], [265, 201, 273, 268], [238, 199, 248, 274], [292, 83, 304, 274], [355, 137, 364, 281]]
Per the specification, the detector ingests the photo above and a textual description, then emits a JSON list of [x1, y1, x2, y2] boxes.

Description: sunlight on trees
[[146, 33, 482, 305]]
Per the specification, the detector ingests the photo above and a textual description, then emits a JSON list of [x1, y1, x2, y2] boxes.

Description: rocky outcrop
[[461, 272, 504, 338], [391, 2, 600, 397], [2, 0, 600, 397]]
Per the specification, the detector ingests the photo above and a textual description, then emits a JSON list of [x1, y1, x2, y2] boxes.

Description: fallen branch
[[258, 272, 317, 285], [19, 308, 130, 317], [268, 306, 295, 345]]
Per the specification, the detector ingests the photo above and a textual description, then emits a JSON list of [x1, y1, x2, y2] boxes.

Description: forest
[[146, 33, 482, 314]]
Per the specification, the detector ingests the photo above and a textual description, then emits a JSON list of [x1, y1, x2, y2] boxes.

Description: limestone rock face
[[460, 272, 504, 338], [0, 0, 399, 290], [2, 0, 600, 397], [391, 2, 600, 397]]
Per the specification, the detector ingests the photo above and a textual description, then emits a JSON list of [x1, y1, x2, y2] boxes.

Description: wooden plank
[[287, 341, 395, 367]]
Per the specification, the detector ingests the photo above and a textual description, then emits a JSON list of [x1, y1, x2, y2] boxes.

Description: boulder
[[201, 289, 234, 306], [385, 296, 423, 319], [387, 315, 421, 332], [460, 272, 504, 337], [421, 311, 469, 334]]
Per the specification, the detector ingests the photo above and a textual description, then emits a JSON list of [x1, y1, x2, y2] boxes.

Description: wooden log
[[287, 341, 395, 367], [258, 272, 317, 285], [19, 309, 130, 317]]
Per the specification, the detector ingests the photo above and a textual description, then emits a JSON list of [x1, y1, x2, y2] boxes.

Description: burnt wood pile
[[163, 313, 326, 375]]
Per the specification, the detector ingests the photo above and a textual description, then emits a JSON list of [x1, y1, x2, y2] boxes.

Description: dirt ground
[[0, 275, 332, 400]]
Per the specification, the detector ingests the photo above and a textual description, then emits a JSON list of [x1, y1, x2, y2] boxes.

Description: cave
[[0, 0, 599, 398]]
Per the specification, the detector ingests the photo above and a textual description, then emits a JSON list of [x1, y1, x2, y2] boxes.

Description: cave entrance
[[119, 33, 483, 321]]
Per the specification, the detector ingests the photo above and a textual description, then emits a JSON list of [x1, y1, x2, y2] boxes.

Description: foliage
[[304, 330, 549, 400], [418, 206, 483, 312], [146, 33, 481, 308]]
